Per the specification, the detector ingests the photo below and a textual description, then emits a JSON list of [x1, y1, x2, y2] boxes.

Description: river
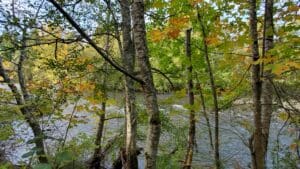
[[0, 90, 298, 169]]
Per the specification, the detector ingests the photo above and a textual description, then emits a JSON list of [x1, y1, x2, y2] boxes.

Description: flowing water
[[0, 89, 298, 169]]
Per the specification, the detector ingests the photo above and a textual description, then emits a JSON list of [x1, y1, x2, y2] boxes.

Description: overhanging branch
[[47, 0, 144, 85]]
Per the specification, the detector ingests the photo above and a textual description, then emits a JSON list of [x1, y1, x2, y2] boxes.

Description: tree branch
[[47, 0, 144, 85], [151, 67, 174, 89]]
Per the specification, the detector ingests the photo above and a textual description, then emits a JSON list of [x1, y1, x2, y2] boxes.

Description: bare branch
[[151, 67, 174, 89]]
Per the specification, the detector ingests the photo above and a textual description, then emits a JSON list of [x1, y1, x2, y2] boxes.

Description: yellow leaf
[[288, 5, 299, 12], [152, 1, 165, 8], [76, 82, 95, 92], [262, 56, 275, 64], [278, 112, 288, 121], [106, 98, 116, 105], [205, 36, 219, 45], [169, 16, 189, 29], [150, 29, 165, 42], [272, 64, 290, 76], [77, 105, 85, 111], [286, 61, 300, 69], [189, 0, 202, 6], [166, 27, 181, 39], [87, 64, 94, 72], [3, 60, 12, 68], [289, 143, 298, 151]]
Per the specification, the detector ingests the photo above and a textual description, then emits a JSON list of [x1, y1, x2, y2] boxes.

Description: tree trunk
[[183, 29, 196, 169], [197, 11, 220, 169], [90, 28, 111, 169], [261, 0, 274, 162], [196, 80, 214, 151], [1, 29, 48, 163], [90, 101, 106, 169], [0, 56, 48, 163], [249, 0, 264, 168], [120, 0, 138, 168], [132, 1, 161, 169]]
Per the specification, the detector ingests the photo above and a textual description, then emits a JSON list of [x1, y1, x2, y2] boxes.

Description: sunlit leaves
[[76, 82, 95, 93], [205, 35, 220, 45], [189, 0, 203, 7], [287, 5, 300, 12], [152, 1, 166, 9], [263, 60, 300, 76], [150, 16, 190, 42], [150, 29, 165, 42], [278, 112, 288, 121]]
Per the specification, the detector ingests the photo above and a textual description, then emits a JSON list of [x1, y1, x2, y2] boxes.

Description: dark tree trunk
[[197, 82, 214, 151], [132, 1, 161, 169], [90, 30, 111, 169], [183, 29, 196, 169], [197, 10, 220, 169], [0, 56, 48, 163], [249, 0, 264, 168], [90, 102, 106, 169]]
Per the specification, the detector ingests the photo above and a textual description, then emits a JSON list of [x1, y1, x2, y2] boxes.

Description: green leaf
[[56, 150, 73, 167], [33, 163, 52, 169], [21, 151, 35, 158]]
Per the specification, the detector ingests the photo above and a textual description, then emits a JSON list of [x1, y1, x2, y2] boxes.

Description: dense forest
[[0, 0, 299, 169]]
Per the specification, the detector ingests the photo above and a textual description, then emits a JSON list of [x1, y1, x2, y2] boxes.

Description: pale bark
[[132, 1, 161, 169], [120, 0, 138, 168], [183, 29, 196, 169], [249, 0, 264, 168]]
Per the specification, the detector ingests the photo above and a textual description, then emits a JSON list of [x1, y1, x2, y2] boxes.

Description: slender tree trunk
[[18, 31, 30, 101], [132, 1, 161, 169], [0, 148, 7, 164], [2, 29, 48, 163], [90, 30, 111, 169], [261, 0, 274, 162], [90, 101, 106, 169], [183, 29, 196, 169], [19, 31, 48, 163], [120, 0, 138, 168], [197, 11, 220, 169], [0, 56, 48, 163], [249, 0, 264, 168], [197, 80, 214, 151]]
